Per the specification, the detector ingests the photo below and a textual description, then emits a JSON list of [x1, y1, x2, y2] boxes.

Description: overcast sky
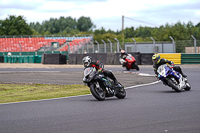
[[0, 0, 200, 31]]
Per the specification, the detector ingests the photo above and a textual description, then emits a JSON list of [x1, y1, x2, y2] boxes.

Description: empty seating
[[0, 37, 67, 52], [0, 37, 92, 52]]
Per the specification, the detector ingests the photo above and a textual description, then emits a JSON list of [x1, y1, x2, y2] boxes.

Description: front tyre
[[126, 66, 130, 71], [184, 82, 191, 91], [90, 83, 105, 101], [167, 79, 182, 92], [132, 63, 139, 71], [115, 83, 126, 99]]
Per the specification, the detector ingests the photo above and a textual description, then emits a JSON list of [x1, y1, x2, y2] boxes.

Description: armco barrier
[[68, 53, 150, 65], [140, 53, 154, 65], [42, 54, 66, 64], [181, 53, 200, 64], [158, 53, 181, 64]]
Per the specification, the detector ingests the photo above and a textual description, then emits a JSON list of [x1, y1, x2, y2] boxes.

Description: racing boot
[[114, 81, 123, 92], [181, 73, 187, 78], [175, 66, 187, 78]]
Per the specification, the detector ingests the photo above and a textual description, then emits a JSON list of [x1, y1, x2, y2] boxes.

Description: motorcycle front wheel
[[167, 79, 182, 92], [90, 83, 105, 101], [115, 83, 126, 99], [132, 63, 139, 71], [184, 82, 191, 91]]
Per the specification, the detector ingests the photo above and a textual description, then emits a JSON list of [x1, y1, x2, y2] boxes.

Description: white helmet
[[82, 56, 92, 67]]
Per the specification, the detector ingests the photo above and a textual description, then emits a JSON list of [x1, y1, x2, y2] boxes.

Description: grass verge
[[0, 83, 90, 104]]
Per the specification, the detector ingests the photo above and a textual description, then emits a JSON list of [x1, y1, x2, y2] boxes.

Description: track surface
[[0, 65, 200, 133]]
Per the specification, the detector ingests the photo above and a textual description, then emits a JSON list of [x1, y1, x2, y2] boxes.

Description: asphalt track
[[0, 65, 200, 133]]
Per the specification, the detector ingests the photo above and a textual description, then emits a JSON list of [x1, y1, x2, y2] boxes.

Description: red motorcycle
[[120, 54, 139, 71]]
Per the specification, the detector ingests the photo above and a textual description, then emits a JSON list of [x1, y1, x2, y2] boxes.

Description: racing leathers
[[86, 60, 119, 85], [119, 53, 129, 67], [153, 58, 187, 78]]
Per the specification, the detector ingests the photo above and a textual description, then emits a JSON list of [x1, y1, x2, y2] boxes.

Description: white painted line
[[117, 71, 155, 76], [138, 73, 155, 76], [0, 81, 160, 105], [125, 80, 161, 89]]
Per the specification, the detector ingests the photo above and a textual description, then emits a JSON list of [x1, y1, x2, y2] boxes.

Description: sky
[[0, 0, 200, 31]]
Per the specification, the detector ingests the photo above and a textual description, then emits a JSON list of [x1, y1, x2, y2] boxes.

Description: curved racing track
[[0, 65, 200, 133]]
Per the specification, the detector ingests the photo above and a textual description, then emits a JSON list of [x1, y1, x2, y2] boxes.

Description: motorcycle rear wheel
[[167, 79, 182, 92], [90, 83, 105, 101]]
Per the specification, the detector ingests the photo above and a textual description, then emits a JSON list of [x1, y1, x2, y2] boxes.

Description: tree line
[[0, 15, 200, 44]]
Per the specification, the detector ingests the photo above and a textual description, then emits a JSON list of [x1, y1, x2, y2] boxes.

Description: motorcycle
[[157, 64, 191, 92], [83, 67, 126, 101], [120, 54, 139, 71]]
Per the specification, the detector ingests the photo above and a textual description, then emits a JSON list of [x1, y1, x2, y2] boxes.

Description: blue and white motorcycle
[[157, 64, 191, 92]]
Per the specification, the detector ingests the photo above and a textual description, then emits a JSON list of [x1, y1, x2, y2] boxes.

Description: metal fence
[[176, 40, 200, 53], [1, 35, 200, 54], [69, 40, 200, 54], [69, 42, 120, 54], [125, 42, 175, 53]]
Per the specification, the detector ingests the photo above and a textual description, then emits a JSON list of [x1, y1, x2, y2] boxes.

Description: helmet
[[121, 50, 125, 54], [82, 56, 92, 67], [152, 54, 160, 64], [121, 50, 127, 59]]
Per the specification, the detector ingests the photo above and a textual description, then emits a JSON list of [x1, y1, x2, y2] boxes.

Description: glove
[[170, 63, 174, 69], [98, 69, 103, 74]]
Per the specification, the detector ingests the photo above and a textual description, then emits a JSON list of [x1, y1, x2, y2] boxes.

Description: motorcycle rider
[[152, 54, 187, 79], [82, 56, 120, 87], [119, 50, 128, 67]]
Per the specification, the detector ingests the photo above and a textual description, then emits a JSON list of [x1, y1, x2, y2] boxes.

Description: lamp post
[[169, 36, 175, 53], [132, 38, 137, 52], [191, 35, 196, 53], [102, 40, 106, 53], [90, 41, 94, 53], [122, 15, 124, 48], [151, 37, 155, 53], [95, 40, 99, 53], [108, 39, 112, 53], [114, 38, 119, 52]]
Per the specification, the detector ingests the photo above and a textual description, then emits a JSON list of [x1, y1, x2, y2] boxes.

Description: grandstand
[[0, 36, 92, 53], [59, 38, 91, 53]]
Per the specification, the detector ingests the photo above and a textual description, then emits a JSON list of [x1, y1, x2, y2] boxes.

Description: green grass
[[0, 83, 90, 104]]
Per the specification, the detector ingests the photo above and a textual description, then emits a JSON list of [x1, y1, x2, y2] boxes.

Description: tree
[[195, 22, 200, 27], [0, 15, 33, 35], [77, 16, 95, 32], [124, 27, 135, 38]]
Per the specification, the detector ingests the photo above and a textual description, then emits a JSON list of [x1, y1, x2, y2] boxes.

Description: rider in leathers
[[119, 50, 128, 67], [152, 54, 187, 79], [82, 56, 119, 87]]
